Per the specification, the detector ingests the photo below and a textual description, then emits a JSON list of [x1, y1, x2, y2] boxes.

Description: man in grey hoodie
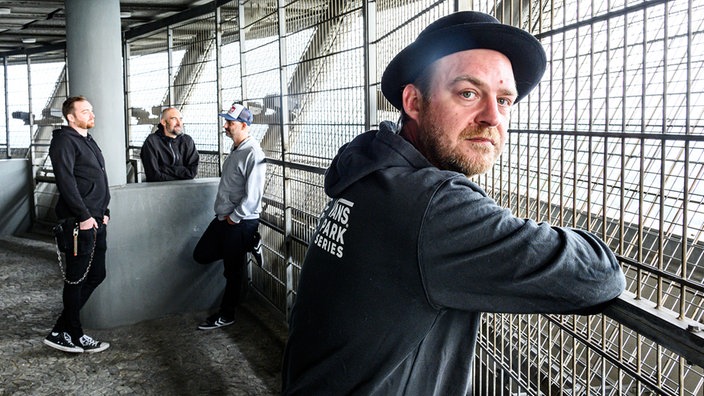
[[193, 103, 266, 330], [282, 11, 626, 395]]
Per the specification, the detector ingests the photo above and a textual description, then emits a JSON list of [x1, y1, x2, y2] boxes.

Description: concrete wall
[[81, 178, 226, 328], [0, 159, 33, 236]]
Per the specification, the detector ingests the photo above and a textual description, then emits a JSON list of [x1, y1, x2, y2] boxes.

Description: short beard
[[417, 111, 499, 177], [75, 119, 94, 130]]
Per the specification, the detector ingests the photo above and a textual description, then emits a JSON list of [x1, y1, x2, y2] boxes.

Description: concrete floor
[[0, 232, 286, 395]]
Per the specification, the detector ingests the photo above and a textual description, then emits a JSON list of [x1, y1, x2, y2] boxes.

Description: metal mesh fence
[[470, 0, 704, 394], [2, 0, 702, 393]]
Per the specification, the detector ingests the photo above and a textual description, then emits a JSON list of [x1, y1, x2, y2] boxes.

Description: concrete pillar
[[64, 0, 126, 185]]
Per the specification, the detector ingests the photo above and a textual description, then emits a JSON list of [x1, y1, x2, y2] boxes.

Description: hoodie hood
[[324, 121, 433, 197], [52, 125, 81, 138]]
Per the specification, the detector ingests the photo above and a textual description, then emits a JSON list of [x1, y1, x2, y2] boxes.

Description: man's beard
[[75, 119, 94, 130], [418, 115, 500, 177]]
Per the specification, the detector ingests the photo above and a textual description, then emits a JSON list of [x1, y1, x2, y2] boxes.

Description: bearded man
[[281, 11, 625, 395], [140, 107, 199, 182], [45, 96, 111, 353]]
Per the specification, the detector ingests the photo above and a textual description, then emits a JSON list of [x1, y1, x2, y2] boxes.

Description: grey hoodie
[[214, 136, 266, 222], [282, 121, 625, 395]]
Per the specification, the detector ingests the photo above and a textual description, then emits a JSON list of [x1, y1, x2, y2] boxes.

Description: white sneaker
[[79, 334, 110, 353]]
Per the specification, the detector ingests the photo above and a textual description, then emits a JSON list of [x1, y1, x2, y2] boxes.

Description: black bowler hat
[[381, 11, 547, 110]]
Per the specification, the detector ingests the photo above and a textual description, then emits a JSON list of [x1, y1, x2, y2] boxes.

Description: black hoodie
[[282, 121, 625, 395], [139, 124, 199, 182], [49, 126, 110, 222]]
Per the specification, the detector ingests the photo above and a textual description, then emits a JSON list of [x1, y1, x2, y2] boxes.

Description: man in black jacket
[[44, 96, 111, 353], [282, 12, 625, 395], [140, 107, 199, 182]]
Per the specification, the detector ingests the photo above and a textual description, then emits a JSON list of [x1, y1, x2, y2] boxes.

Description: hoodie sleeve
[[229, 149, 266, 221], [418, 176, 625, 314], [140, 133, 169, 182], [49, 133, 93, 222], [171, 134, 199, 179]]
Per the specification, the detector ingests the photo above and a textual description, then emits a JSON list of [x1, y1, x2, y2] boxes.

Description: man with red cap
[[282, 11, 625, 395], [193, 102, 266, 330]]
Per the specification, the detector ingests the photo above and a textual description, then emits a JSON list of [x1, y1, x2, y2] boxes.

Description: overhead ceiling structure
[[0, 0, 340, 62], [0, 0, 216, 58]]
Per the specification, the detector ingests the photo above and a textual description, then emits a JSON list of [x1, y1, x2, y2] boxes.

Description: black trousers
[[52, 221, 107, 342], [193, 217, 259, 318]]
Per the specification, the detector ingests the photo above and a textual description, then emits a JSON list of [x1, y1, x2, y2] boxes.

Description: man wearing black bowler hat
[[281, 11, 625, 395]]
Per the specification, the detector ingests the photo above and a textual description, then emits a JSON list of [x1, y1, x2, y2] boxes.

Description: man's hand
[[226, 215, 238, 225], [79, 217, 99, 230]]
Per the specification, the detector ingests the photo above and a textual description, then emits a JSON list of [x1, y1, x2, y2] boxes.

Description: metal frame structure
[[1, 0, 702, 394]]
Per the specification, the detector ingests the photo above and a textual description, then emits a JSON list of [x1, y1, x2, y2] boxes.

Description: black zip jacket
[[139, 124, 199, 182], [49, 126, 110, 222]]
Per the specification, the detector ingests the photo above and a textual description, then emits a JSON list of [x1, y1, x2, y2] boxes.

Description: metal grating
[[1, 0, 702, 394], [471, 0, 704, 394]]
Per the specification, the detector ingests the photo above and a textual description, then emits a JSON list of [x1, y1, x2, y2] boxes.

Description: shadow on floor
[[0, 233, 286, 395]]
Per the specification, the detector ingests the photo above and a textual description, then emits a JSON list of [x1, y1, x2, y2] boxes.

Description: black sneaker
[[251, 232, 263, 266], [78, 334, 110, 353], [198, 314, 235, 330], [43, 331, 83, 353]]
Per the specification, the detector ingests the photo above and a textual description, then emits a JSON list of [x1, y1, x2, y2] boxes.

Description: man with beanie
[[281, 11, 626, 395], [193, 102, 266, 330]]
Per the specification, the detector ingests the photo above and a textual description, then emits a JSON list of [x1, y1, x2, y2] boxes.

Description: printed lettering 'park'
[[313, 198, 353, 258]]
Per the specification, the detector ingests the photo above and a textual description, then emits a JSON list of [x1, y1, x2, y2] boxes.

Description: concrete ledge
[[82, 178, 226, 328], [0, 159, 33, 236]]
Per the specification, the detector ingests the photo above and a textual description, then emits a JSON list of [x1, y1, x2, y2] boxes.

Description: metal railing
[[2, 0, 702, 394]]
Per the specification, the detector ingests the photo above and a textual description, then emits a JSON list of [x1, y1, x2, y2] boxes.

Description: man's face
[[412, 49, 517, 177], [223, 119, 245, 145], [69, 100, 95, 130], [161, 109, 184, 137]]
